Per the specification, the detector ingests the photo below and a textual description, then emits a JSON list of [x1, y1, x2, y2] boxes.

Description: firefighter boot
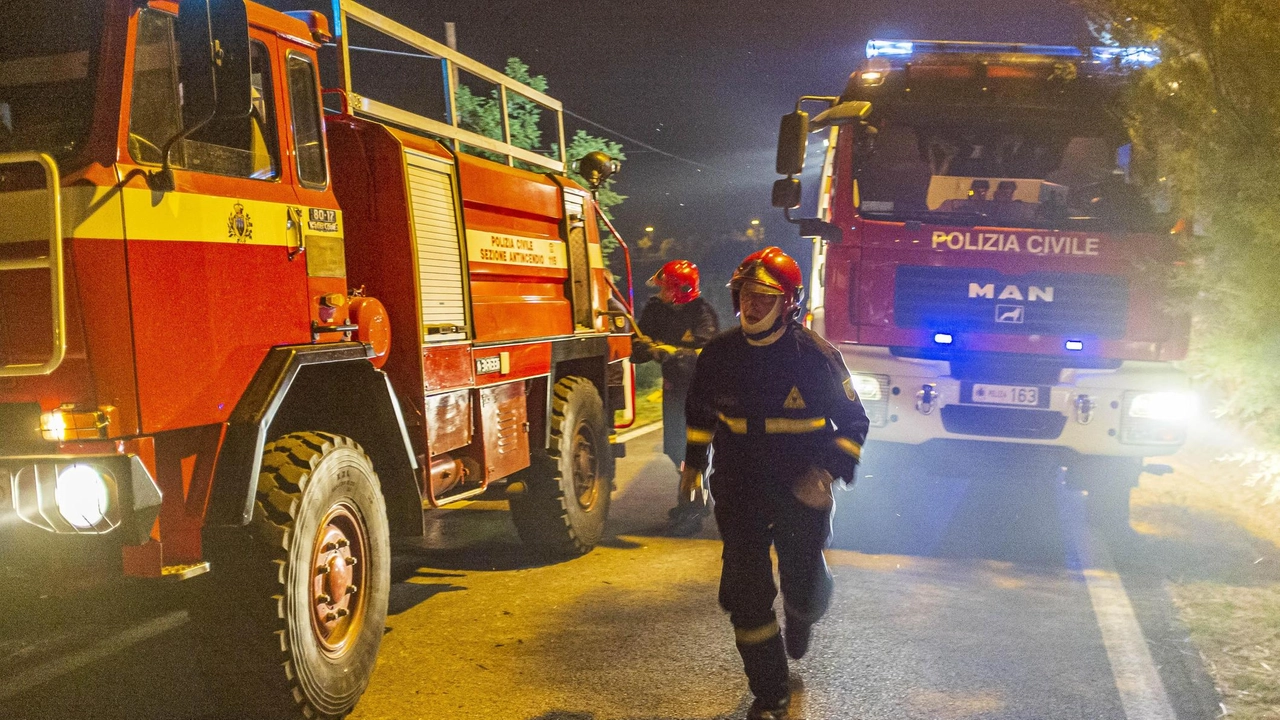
[[783, 612, 812, 660], [746, 695, 791, 720]]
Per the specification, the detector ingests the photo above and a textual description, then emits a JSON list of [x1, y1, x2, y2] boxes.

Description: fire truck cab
[[774, 40, 1195, 531], [0, 1, 632, 716]]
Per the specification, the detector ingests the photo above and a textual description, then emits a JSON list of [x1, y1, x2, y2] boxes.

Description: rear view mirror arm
[[149, 113, 214, 193]]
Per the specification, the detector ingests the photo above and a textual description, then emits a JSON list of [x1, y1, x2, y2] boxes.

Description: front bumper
[[842, 346, 1191, 457]]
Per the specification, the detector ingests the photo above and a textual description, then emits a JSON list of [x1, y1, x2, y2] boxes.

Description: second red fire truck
[[774, 40, 1194, 531], [0, 0, 634, 716]]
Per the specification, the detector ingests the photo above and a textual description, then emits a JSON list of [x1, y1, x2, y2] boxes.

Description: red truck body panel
[[0, 0, 628, 568]]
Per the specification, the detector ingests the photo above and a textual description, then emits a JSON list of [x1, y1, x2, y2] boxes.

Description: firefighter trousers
[[713, 483, 834, 704]]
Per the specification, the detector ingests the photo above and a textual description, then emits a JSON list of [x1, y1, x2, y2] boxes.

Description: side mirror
[[771, 178, 802, 210], [574, 151, 620, 190], [776, 111, 810, 176], [176, 0, 251, 129], [811, 100, 872, 128]]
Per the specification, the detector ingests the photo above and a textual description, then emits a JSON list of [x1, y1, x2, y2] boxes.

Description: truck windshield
[[0, 0, 104, 162], [853, 121, 1165, 232]]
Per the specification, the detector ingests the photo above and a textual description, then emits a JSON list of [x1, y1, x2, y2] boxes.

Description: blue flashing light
[[1090, 46, 1160, 67], [866, 39, 1085, 59], [866, 40, 914, 58], [933, 332, 954, 346], [1065, 340, 1085, 352], [863, 39, 1160, 68]]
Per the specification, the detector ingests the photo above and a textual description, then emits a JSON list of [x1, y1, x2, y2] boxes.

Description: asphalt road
[[3, 427, 1222, 720]]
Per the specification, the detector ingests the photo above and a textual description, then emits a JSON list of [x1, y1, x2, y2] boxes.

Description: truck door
[[280, 45, 349, 338], [118, 8, 309, 433]]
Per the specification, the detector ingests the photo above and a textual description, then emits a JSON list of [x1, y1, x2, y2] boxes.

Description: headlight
[[12, 461, 123, 533], [1126, 391, 1198, 422], [850, 373, 886, 401], [848, 373, 890, 428], [54, 464, 113, 529]]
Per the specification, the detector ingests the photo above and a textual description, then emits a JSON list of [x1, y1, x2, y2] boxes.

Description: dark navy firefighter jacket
[[683, 323, 870, 487]]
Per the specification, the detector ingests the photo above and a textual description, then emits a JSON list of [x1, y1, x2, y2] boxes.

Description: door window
[[286, 53, 327, 188], [127, 9, 279, 180]]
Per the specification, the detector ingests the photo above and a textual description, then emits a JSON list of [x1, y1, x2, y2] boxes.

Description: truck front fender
[[205, 343, 423, 536]]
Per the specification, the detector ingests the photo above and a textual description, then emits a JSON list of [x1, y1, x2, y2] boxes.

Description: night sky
[[312, 0, 1093, 309]]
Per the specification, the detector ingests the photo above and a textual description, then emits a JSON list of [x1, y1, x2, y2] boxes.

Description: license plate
[[970, 383, 1041, 407]]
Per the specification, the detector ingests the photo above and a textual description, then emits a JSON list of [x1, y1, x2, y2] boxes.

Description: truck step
[[160, 562, 211, 581]]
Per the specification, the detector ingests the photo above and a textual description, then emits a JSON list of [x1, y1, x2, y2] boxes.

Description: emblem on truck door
[[227, 203, 254, 243]]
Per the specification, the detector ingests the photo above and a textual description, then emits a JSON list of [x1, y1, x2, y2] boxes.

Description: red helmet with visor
[[728, 247, 805, 319], [648, 260, 701, 304]]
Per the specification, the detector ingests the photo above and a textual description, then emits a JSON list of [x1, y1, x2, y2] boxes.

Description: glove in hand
[[679, 466, 705, 504], [792, 466, 834, 509]]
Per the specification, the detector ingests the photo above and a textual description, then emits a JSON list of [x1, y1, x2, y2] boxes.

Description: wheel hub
[[572, 423, 599, 510], [310, 503, 367, 656]]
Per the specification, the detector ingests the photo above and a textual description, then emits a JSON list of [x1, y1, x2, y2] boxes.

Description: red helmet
[[729, 247, 805, 318], [648, 260, 700, 304]]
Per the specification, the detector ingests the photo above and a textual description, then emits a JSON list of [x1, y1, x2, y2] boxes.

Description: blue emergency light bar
[[1091, 46, 1160, 66], [865, 39, 1159, 67], [933, 332, 954, 346]]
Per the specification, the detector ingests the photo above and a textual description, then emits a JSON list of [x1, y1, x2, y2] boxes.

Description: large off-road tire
[[509, 377, 612, 556], [197, 432, 390, 720], [1067, 455, 1141, 537]]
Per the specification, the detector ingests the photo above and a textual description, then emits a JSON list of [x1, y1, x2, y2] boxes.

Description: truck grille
[[894, 265, 1129, 338]]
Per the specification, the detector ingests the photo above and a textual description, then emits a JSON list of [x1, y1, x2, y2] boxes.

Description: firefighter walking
[[630, 259, 720, 534], [680, 247, 869, 720]]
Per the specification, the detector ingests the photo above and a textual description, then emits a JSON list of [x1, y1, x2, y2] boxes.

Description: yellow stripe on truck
[[0, 185, 342, 246], [121, 189, 341, 246], [0, 186, 121, 244]]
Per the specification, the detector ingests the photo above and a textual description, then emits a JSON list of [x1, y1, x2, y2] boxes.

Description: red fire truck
[[0, 0, 633, 716], [774, 40, 1194, 530]]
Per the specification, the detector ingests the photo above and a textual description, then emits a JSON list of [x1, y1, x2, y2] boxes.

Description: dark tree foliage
[[1072, 0, 1280, 440]]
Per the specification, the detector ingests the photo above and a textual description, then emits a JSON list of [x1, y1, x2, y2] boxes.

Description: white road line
[[0, 609, 188, 701], [1057, 482, 1177, 720], [617, 421, 662, 444]]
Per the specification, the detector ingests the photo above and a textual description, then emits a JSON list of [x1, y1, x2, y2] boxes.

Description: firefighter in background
[[630, 259, 720, 534], [680, 247, 869, 720]]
